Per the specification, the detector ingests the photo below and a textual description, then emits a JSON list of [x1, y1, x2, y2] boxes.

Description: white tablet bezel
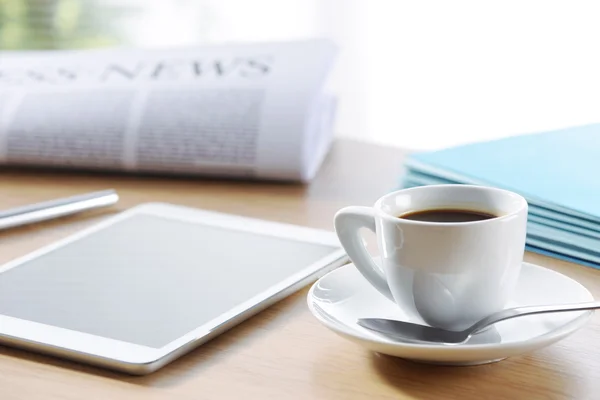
[[0, 202, 347, 373]]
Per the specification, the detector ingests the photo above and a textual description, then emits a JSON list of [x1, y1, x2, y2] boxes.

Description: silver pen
[[0, 189, 119, 231]]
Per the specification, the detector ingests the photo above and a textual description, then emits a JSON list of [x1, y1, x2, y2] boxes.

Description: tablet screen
[[0, 214, 338, 348]]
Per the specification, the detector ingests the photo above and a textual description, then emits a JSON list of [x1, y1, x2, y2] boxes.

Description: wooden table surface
[[0, 139, 598, 400]]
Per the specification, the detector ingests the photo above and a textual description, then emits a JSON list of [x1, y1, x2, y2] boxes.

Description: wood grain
[[0, 139, 598, 400]]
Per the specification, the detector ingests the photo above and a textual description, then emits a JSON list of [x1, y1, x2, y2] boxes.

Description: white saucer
[[307, 260, 594, 365]]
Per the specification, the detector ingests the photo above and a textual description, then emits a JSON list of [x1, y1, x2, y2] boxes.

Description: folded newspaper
[[0, 39, 338, 182]]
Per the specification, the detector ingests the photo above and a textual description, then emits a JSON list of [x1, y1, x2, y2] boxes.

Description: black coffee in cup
[[399, 209, 497, 223]]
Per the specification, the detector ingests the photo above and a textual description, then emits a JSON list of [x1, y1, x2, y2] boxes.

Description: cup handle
[[334, 206, 393, 301]]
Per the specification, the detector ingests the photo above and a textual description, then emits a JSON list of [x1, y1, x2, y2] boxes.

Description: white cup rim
[[374, 184, 528, 227]]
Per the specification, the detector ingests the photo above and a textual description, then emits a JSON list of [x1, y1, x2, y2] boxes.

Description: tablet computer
[[0, 203, 347, 374]]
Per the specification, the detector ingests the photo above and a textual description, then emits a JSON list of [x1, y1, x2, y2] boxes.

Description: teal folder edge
[[404, 123, 600, 221], [526, 245, 599, 270], [402, 173, 600, 233]]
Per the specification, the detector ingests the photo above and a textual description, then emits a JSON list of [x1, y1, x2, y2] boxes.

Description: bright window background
[[1, 0, 599, 150]]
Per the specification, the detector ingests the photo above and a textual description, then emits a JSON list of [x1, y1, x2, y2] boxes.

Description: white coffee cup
[[334, 184, 528, 331]]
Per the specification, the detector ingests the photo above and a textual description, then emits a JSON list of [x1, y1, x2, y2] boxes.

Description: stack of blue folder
[[401, 123, 600, 269]]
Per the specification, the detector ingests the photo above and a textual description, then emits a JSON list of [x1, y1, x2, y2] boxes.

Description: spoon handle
[[469, 301, 600, 334]]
